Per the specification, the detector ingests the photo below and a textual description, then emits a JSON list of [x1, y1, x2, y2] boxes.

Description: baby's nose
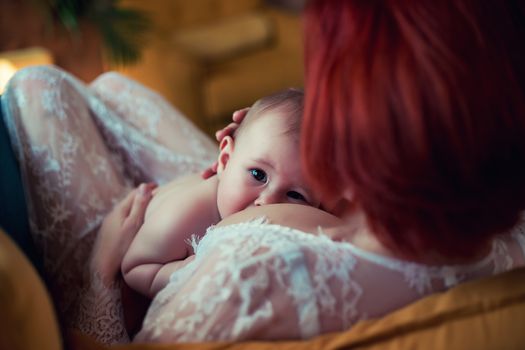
[[254, 191, 280, 206]]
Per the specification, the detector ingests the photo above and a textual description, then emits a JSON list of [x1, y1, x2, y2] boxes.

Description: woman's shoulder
[[216, 203, 345, 235]]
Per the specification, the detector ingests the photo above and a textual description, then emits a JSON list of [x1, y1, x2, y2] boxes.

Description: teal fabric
[[0, 94, 44, 275]]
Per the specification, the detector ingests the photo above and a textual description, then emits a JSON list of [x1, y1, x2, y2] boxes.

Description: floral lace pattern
[[137, 218, 525, 342], [76, 273, 129, 344], [1, 65, 217, 344]]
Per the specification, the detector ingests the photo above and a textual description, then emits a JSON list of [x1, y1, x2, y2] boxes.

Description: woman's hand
[[214, 107, 250, 142], [90, 183, 156, 286], [201, 107, 250, 179]]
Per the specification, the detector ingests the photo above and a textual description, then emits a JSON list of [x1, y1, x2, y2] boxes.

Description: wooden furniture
[[116, 0, 304, 134]]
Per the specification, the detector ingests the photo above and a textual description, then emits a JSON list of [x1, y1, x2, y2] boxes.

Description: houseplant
[[35, 0, 151, 65]]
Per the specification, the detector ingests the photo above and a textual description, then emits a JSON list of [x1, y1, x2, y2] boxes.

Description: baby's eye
[[249, 168, 267, 183], [287, 191, 307, 202]]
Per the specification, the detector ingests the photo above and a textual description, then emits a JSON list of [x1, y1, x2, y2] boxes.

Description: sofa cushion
[[0, 229, 62, 350]]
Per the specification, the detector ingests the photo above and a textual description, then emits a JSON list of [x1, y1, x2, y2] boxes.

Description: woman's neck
[[326, 208, 492, 265], [409, 243, 493, 266]]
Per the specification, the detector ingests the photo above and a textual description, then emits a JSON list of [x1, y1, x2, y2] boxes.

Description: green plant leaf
[[90, 5, 152, 65], [32, 0, 152, 65]]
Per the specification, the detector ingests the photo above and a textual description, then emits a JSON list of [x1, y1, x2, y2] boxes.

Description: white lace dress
[[2, 65, 525, 345]]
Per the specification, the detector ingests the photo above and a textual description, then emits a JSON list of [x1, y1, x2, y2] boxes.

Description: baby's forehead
[[238, 110, 299, 140], [241, 141, 301, 175]]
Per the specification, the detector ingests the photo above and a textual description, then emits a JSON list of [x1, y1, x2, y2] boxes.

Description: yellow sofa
[[2, 225, 525, 350]]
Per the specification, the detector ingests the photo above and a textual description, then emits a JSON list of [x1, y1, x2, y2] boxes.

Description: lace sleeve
[[133, 218, 525, 343], [134, 229, 306, 342], [75, 273, 129, 344], [134, 221, 362, 343]]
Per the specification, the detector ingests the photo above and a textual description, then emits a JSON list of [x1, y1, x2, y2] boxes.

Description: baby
[[121, 88, 320, 298]]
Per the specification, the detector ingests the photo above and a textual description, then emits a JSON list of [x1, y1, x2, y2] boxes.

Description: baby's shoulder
[[145, 174, 219, 222]]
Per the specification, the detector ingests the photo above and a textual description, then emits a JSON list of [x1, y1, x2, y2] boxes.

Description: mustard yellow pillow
[[0, 228, 62, 350]]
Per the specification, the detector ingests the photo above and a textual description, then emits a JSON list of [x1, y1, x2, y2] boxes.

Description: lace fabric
[[3, 65, 525, 345], [1, 65, 217, 344], [137, 218, 525, 343], [76, 273, 129, 344]]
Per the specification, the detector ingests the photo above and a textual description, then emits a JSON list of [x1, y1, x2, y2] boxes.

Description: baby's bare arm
[[124, 256, 196, 297], [122, 175, 220, 297]]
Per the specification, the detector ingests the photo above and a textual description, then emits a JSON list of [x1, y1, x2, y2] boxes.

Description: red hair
[[302, 0, 525, 259]]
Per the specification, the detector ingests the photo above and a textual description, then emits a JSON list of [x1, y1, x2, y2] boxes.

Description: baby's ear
[[217, 136, 234, 174]]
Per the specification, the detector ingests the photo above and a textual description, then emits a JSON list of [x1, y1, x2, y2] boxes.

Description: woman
[[3, 0, 525, 345], [133, 0, 525, 342], [111, 0, 525, 343]]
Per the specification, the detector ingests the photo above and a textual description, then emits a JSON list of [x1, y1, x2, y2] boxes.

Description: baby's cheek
[[228, 194, 250, 214], [217, 192, 242, 218]]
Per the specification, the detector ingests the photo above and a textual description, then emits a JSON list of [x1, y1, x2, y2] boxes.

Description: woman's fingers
[[215, 122, 237, 142], [115, 187, 140, 218], [124, 183, 155, 232], [214, 107, 250, 142], [232, 107, 250, 123], [201, 161, 219, 179], [115, 183, 156, 219], [206, 107, 250, 178]]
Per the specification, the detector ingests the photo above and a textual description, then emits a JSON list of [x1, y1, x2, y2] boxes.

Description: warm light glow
[[0, 59, 17, 94], [0, 47, 53, 94]]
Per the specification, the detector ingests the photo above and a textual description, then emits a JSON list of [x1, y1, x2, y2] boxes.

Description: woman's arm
[[121, 175, 221, 298], [87, 183, 155, 340]]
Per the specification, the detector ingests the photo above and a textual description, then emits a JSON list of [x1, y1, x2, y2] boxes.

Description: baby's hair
[[234, 88, 304, 140]]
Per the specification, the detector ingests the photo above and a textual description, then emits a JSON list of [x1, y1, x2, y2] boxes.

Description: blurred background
[[0, 0, 305, 136]]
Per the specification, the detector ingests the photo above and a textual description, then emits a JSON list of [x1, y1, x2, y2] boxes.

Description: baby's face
[[216, 112, 320, 218]]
